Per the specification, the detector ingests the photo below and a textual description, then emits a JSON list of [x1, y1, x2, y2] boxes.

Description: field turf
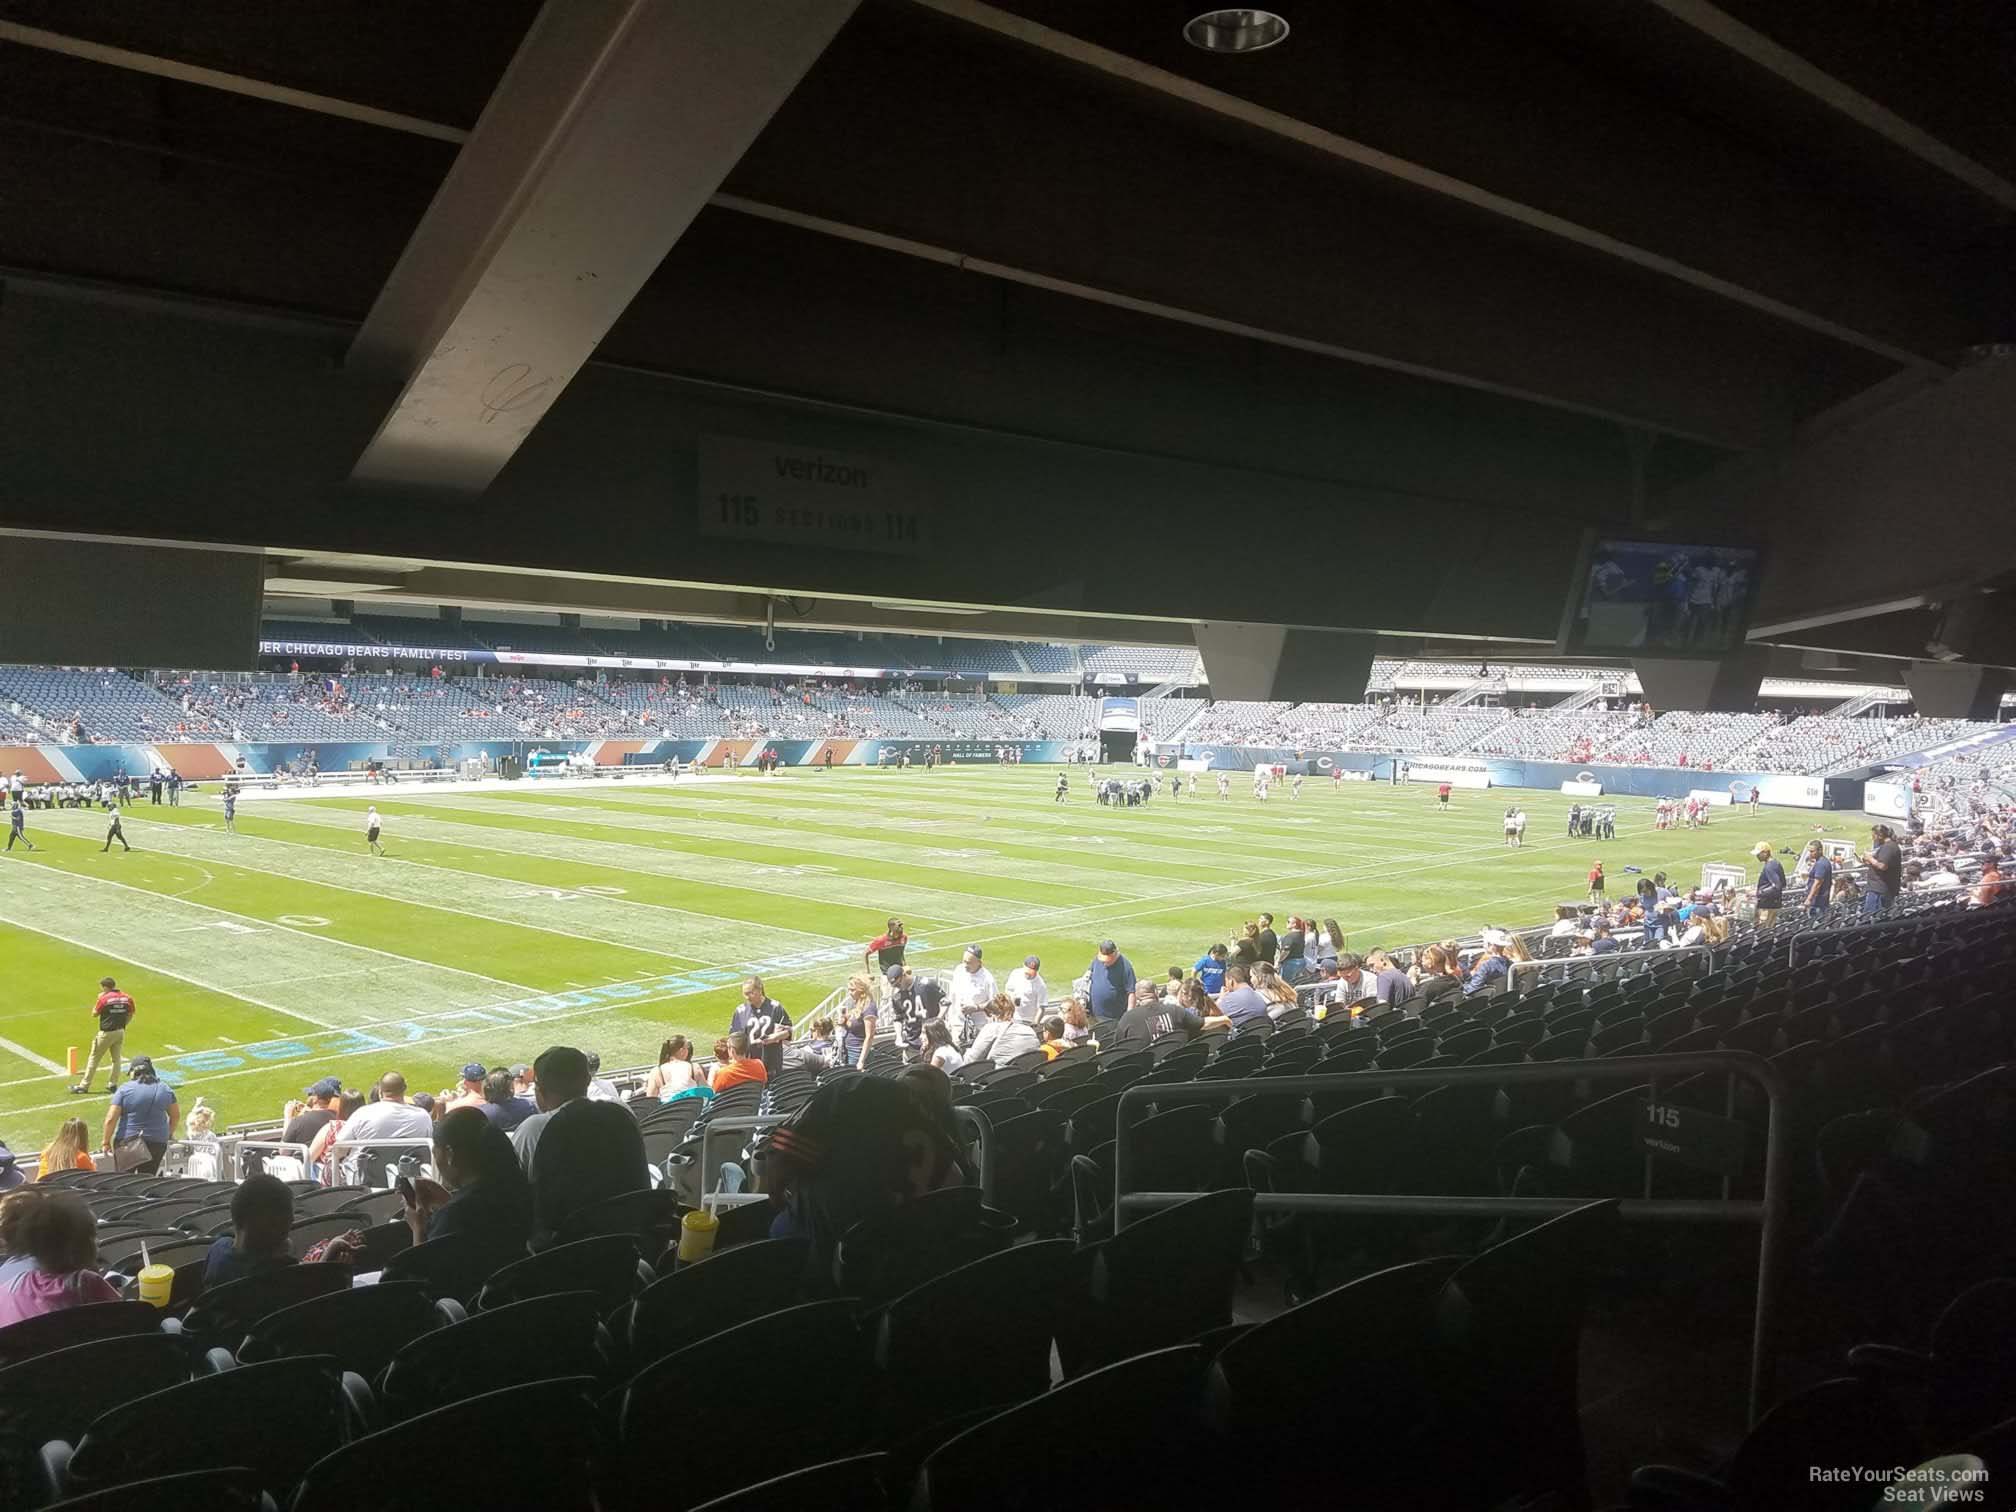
[[0, 769, 1854, 1150]]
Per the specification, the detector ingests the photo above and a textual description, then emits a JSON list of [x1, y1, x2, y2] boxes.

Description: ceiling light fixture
[[1183, 8, 1289, 53]]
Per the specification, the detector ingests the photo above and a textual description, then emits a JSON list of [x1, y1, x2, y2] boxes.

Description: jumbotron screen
[[1566, 538, 1762, 656]]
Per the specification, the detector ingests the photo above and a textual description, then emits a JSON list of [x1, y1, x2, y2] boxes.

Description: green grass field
[[0, 769, 1858, 1151]]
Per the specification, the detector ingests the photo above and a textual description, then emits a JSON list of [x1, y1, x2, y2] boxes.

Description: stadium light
[[1183, 8, 1290, 53]]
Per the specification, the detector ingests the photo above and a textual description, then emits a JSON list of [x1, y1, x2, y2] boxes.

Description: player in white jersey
[[1216, 771, 1230, 800], [365, 804, 385, 855], [1290, 772, 1304, 799]]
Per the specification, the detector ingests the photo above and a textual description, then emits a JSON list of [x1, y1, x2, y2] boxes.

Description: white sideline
[[225, 768, 731, 803]]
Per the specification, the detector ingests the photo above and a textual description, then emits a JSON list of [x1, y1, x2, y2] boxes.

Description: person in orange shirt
[[709, 1032, 769, 1095], [37, 1118, 96, 1178]]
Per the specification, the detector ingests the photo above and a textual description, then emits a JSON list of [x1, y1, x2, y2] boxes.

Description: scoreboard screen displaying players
[[1562, 537, 1763, 657]]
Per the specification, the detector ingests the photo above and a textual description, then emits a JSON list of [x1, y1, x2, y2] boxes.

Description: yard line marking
[[239, 806, 987, 923], [35, 864, 534, 994], [0, 1035, 68, 1076], [217, 1035, 238, 1044], [163, 1042, 185, 1052], [0, 912, 335, 1030], [43, 813, 727, 967], [415, 795, 1173, 900], [562, 786, 1456, 869]]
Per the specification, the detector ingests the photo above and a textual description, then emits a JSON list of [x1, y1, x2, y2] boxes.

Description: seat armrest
[[1627, 1464, 1733, 1510], [1846, 1342, 1930, 1381], [1242, 1148, 1278, 1193], [433, 1297, 468, 1326], [36, 1440, 75, 1505], [203, 1345, 239, 1374], [340, 1370, 378, 1433]]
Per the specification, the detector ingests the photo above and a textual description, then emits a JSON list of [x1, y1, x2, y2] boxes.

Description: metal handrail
[[1784, 893, 1970, 966], [952, 1105, 998, 1207], [684, 1103, 999, 1211], [1508, 944, 1716, 987], [233, 1140, 312, 1180], [1112, 1050, 1791, 1424]]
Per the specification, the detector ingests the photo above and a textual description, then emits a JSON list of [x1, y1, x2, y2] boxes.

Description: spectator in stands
[[35, 1118, 94, 1178], [512, 1046, 591, 1170], [729, 977, 792, 1077], [333, 1072, 432, 1181], [1003, 955, 1048, 1023], [1463, 933, 1513, 996], [1803, 841, 1835, 915], [480, 1069, 538, 1133], [1215, 964, 1271, 1035], [1860, 824, 1904, 915], [1409, 944, 1462, 1008], [402, 1107, 534, 1254], [283, 1078, 343, 1151], [1037, 1016, 1071, 1060], [0, 1188, 117, 1325], [710, 1032, 769, 1094], [1253, 962, 1298, 1016], [1192, 943, 1229, 997], [1106, 981, 1203, 1053], [447, 1063, 488, 1113], [203, 1173, 357, 1284], [766, 1075, 966, 1275], [863, 918, 908, 980], [839, 974, 880, 1070], [1255, 914, 1280, 962], [643, 1037, 699, 1101], [522, 1046, 647, 1248], [921, 1019, 962, 1072], [1365, 949, 1412, 1007], [1975, 858, 2006, 908], [886, 965, 943, 1052], [794, 1015, 839, 1069], [584, 1052, 620, 1102], [1316, 918, 1343, 971], [307, 1088, 365, 1169], [1752, 843, 1786, 927], [1580, 922, 1619, 956], [1085, 940, 1137, 1029], [99, 1056, 178, 1174], [1061, 998, 1095, 1047], [946, 946, 996, 1044], [965, 993, 1043, 1068], [1276, 918, 1308, 982], [1327, 954, 1376, 1012], [1231, 922, 1261, 967]]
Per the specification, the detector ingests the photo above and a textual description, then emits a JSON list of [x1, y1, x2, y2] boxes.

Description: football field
[[0, 769, 1842, 1150]]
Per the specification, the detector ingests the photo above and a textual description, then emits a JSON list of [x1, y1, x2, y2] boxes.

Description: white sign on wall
[[1757, 774, 1825, 809], [1688, 788, 1735, 807], [1865, 781, 1913, 820], [697, 434, 928, 556]]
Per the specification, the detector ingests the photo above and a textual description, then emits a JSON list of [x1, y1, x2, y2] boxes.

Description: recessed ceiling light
[[1184, 8, 1289, 53]]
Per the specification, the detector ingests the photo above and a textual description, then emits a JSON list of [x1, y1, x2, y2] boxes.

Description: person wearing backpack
[[70, 977, 135, 1095]]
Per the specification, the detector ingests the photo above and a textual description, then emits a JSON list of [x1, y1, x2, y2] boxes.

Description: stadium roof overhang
[[1, 0, 2011, 687]]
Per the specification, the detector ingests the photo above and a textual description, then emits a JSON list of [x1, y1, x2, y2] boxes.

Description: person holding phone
[[400, 1106, 533, 1256]]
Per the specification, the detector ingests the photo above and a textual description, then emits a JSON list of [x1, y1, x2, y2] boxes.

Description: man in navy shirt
[[728, 976, 793, 1076], [1752, 842, 1786, 926], [1803, 842, 1834, 915], [1085, 940, 1136, 1025], [1192, 944, 1229, 997]]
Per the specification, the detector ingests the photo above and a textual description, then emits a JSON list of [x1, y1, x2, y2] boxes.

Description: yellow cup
[[136, 1262, 175, 1309], [675, 1208, 719, 1264]]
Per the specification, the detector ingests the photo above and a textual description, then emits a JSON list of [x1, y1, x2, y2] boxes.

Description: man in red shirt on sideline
[[864, 918, 908, 1001], [72, 976, 137, 1095], [1437, 782, 1453, 810]]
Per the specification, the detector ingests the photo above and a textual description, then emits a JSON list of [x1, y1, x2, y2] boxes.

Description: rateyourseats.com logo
[[1811, 1460, 1988, 1503]]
